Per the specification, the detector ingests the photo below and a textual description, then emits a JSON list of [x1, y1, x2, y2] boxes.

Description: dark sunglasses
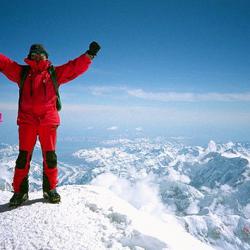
[[30, 52, 47, 57]]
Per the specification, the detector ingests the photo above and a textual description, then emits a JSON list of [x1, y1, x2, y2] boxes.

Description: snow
[[0, 185, 214, 250], [1, 138, 250, 249]]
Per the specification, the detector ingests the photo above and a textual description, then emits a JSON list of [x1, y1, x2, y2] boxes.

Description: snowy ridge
[[73, 139, 250, 250], [0, 185, 214, 250]]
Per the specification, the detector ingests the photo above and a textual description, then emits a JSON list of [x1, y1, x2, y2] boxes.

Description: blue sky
[[0, 0, 250, 143]]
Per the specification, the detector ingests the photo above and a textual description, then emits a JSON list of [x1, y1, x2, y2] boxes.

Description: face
[[30, 52, 47, 61]]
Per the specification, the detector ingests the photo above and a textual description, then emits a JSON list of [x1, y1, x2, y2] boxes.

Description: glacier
[[0, 138, 250, 249]]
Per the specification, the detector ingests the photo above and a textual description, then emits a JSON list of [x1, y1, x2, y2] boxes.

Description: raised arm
[[54, 53, 92, 85], [0, 53, 22, 85], [55, 41, 101, 85]]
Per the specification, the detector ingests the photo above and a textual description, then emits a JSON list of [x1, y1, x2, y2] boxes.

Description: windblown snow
[[0, 185, 214, 250], [0, 138, 250, 249]]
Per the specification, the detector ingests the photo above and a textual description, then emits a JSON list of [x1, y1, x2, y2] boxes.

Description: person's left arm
[[54, 41, 101, 85]]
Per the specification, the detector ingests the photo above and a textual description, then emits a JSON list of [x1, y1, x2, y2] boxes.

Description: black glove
[[86, 41, 101, 58]]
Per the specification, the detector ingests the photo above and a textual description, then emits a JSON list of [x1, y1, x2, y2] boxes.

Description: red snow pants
[[12, 124, 58, 193]]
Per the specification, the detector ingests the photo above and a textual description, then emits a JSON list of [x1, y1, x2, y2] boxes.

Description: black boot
[[43, 189, 61, 203], [9, 192, 28, 207], [9, 176, 29, 207], [43, 170, 60, 203]]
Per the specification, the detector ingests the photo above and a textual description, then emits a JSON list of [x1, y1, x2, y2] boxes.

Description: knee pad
[[45, 151, 57, 169], [16, 150, 28, 169]]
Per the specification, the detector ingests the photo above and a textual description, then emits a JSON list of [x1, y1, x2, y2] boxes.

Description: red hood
[[24, 58, 52, 72]]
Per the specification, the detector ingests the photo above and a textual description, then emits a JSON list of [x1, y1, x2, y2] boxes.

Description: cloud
[[60, 103, 250, 126], [107, 126, 118, 131], [63, 104, 127, 112], [127, 89, 250, 102], [88, 86, 127, 96], [135, 127, 143, 132], [0, 103, 17, 111], [86, 85, 250, 102]]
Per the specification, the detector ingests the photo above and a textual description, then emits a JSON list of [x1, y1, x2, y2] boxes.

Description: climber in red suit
[[0, 42, 101, 206]]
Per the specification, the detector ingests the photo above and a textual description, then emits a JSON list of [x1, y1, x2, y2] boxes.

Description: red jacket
[[0, 53, 91, 125]]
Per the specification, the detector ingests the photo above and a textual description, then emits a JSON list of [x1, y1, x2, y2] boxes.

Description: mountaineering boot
[[9, 192, 28, 207], [43, 189, 61, 203]]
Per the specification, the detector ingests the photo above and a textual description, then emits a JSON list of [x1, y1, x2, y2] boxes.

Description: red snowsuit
[[0, 53, 91, 192]]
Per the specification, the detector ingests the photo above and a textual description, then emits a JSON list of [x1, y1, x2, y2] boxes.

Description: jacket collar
[[24, 58, 51, 73]]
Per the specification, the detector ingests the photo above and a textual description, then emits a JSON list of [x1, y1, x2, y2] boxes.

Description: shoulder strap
[[48, 65, 58, 92], [18, 65, 30, 110], [48, 65, 62, 111], [19, 65, 30, 89]]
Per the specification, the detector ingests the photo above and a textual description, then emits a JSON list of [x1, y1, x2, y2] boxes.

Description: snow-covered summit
[[0, 185, 214, 250]]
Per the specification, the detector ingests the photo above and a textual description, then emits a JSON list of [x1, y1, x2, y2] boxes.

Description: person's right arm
[[0, 54, 22, 85]]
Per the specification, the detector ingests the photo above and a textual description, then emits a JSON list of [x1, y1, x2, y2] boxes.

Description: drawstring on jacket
[[30, 75, 33, 97], [42, 79, 46, 96]]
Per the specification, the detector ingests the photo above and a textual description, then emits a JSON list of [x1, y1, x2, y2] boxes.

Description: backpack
[[19, 65, 62, 111]]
